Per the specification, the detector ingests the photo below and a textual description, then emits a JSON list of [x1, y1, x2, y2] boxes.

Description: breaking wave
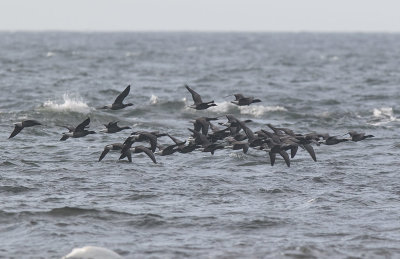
[[238, 104, 287, 117], [207, 101, 287, 117], [369, 107, 398, 126], [41, 94, 91, 113], [149, 94, 159, 104]]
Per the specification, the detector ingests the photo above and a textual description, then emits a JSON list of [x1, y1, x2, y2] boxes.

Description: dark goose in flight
[[231, 94, 261, 106], [98, 143, 124, 161], [167, 134, 199, 154], [262, 139, 291, 167], [9, 119, 42, 139], [119, 145, 157, 164], [192, 117, 219, 136], [102, 121, 131, 133], [100, 85, 133, 110], [348, 131, 374, 142], [185, 84, 217, 110], [60, 118, 95, 141], [322, 136, 349, 145], [188, 128, 224, 155]]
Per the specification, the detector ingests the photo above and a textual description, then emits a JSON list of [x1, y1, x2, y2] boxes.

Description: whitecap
[[149, 94, 159, 104], [370, 107, 398, 126], [239, 105, 287, 117], [207, 101, 235, 113], [125, 51, 140, 57], [46, 52, 55, 57], [184, 100, 287, 117], [62, 245, 122, 259], [41, 93, 91, 113]]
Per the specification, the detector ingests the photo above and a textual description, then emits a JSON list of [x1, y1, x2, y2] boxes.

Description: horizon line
[[1, 29, 400, 34]]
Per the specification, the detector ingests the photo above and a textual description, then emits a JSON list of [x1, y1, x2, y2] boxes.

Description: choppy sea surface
[[0, 32, 400, 258]]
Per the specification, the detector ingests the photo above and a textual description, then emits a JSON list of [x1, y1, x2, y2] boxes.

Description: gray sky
[[1, 0, 400, 32]]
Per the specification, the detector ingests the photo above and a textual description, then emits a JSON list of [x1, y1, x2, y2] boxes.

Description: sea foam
[[149, 94, 159, 104], [62, 246, 122, 259], [238, 104, 287, 117], [207, 101, 287, 117], [42, 94, 91, 113], [370, 107, 398, 126]]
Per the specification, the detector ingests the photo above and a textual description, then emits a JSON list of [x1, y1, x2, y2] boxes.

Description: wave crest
[[149, 94, 159, 104], [370, 107, 398, 126], [42, 94, 91, 113], [239, 104, 287, 117], [206, 101, 287, 117]]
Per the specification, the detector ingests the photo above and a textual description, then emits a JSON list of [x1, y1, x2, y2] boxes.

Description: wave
[[369, 107, 398, 126], [239, 104, 287, 117], [0, 206, 134, 219], [62, 246, 122, 259], [206, 101, 287, 117], [149, 94, 159, 104], [124, 213, 165, 228], [40, 93, 92, 113], [235, 216, 287, 230], [0, 185, 35, 194], [46, 52, 55, 57]]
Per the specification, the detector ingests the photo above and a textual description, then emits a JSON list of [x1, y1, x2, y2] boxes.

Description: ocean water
[[0, 32, 400, 258]]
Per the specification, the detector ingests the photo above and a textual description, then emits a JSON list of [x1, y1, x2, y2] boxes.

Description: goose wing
[[113, 85, 130, 105], [22, 120, 42, 127], [134, 146, 157, 164], [185, 84, 203, 105], [99, 146, 111, 161], [9, 125, 23, 138], [238, 120, 256, 142], [279, 150, 291, 167], [75, 118, 90, 132], [167, 134, 186, 146], [303, 144, 317, 162], [188, 128, 210, 147], [269, 152, 276, 166], [290, 145, 298, 158], [119, 149, 132, 162], [233, 94, 245, 100]]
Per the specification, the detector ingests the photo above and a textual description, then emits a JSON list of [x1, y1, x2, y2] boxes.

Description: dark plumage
[[237, 119, 263, 147], [60, 118, 95, 141], [166, 134, 199, 154], [262, 139, 291, 167], [119, 145, 157, 164], [157, 143, 180, 156], [302, 143, 317, 162], [185, 84, 217, 110], [348, 131, 374, 142], [188, 128, 224, 155], [192, 117, 219, 136], [263, 125, 317, 162], [57, 125, 78, 133], [130, 131, 159, 152], [178, 143, 200, 154], [231, 94, 261, 106], [9, 119, 42, 139], [225, 137, 249, 154], [102, 121, 130, 133], [100, 85, 133, 110], [208, 122, 231, 142], [167, 134, 186, 146], [98, 143, 124, 161], [322, 136, 349, 145]]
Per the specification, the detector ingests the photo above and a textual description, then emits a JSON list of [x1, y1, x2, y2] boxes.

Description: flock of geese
[[8, 85, 374, 167]]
